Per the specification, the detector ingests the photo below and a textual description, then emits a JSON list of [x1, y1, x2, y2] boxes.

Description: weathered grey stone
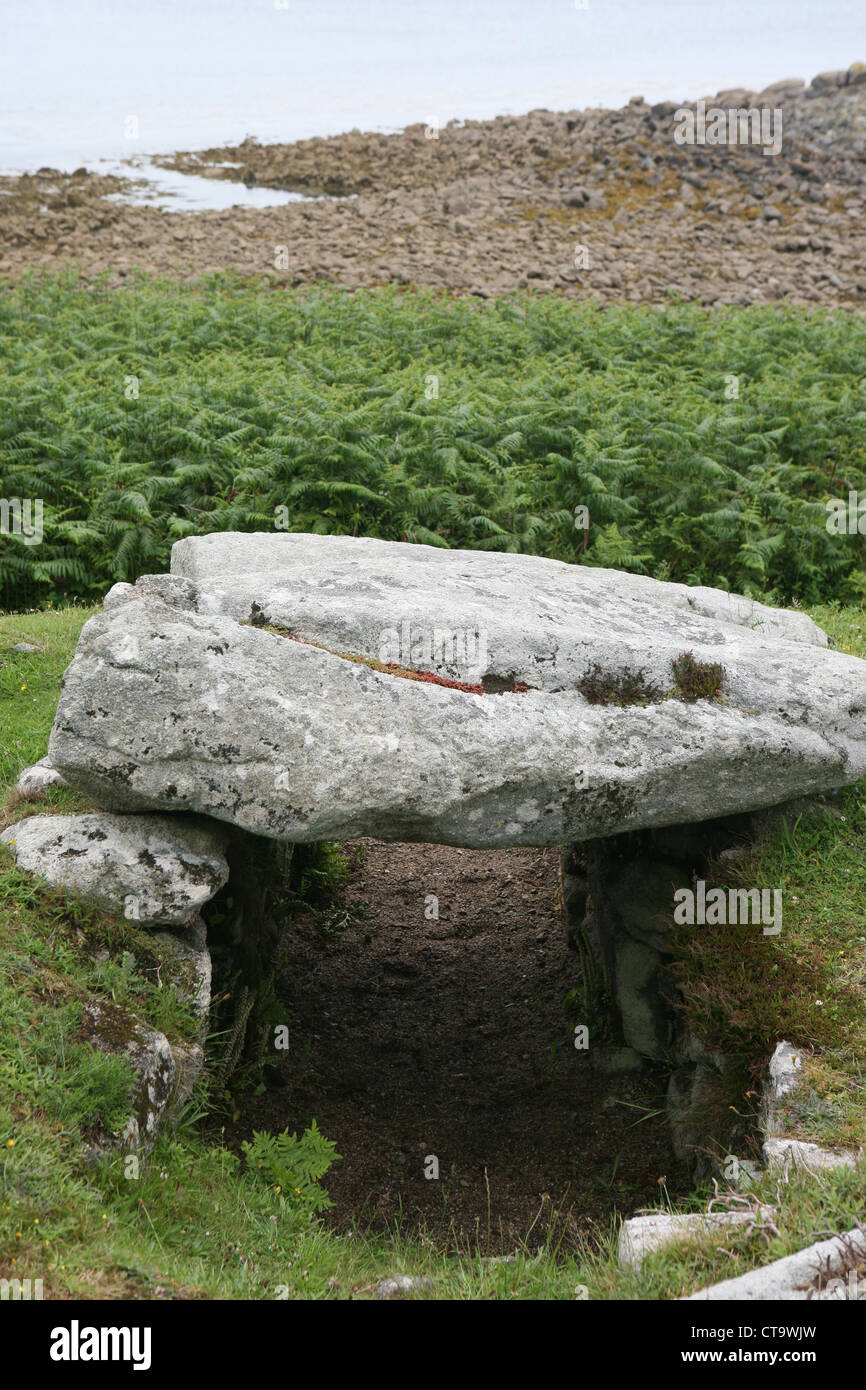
[[46, 535, 866, 849], [150, 915, 212, 1018], [764, 1040, 803, 1113], [762, 1137, 860, 1174], [756, 78, 806, 102], [686, 1227, 866, 1300], [0, 813, 229, 926], [565, 811, 760, 1067], [375, 1275, 434, 1299], [170, 531, 827, 650], [16, 756, 67, 793], [666, 1062, 736, 1180], [760, 1042, 861, 1170], [809, 69, 849, 92], [619, 1210, 775, 1269], [82, 1001, 203, 1158]]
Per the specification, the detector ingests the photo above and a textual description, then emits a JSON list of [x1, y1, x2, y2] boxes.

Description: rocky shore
[[1, 63, 865, 304]]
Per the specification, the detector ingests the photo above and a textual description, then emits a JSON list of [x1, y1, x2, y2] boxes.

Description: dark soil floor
[[229, 839, 691, 1255]]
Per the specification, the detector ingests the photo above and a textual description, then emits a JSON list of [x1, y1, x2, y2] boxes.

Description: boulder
[[150, 915, 212, 1017], [375, 1275, 434, 1299], [619, 1210, 775, 1269], [763, 1040, 803, 1113], [809, 70, 849, 93], [685, 1227, 866, 1300], [47, 534, 866, 849], [755, 78, 805, 102], [81, 1001, 203, 1158], [1, 813, 229, 926], [762, 1138, 860, 1174], [168, 532, 826, 648], [16, 756, 67, 793]]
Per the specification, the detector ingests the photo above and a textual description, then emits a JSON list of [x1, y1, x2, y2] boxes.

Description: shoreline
[[1, 64, 865, 306]]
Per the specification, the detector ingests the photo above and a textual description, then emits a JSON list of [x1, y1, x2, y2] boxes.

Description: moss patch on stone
[[671, 651, 726, 700], [577, 663, 663, 706]]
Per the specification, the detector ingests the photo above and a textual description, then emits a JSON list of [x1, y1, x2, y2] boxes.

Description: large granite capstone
[[47, 533, 866, 847]]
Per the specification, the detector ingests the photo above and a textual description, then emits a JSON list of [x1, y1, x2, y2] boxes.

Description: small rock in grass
[[619, 1211, 776, 1269], [16, 756, 67, 793], [375, 1275, 434, 1299], [762, 1138, 860, 1174]]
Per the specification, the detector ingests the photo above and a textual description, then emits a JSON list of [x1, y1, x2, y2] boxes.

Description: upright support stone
[[563, 813, 758, 1060], [562, 810, 771, 1175], [204, 828, 294, 1073]]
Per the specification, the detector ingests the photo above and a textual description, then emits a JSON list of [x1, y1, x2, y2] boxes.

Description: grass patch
[[0, 604, 100, 788], [583, 1160, 866, 1300], [670, 609, 866, 1152]]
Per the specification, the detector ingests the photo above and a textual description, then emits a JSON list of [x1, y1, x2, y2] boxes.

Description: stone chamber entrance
[[35, 534, 861, 1260], [215, 838, 693, 1255]]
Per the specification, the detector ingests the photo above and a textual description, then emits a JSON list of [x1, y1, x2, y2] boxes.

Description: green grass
[[3, 273, 866, 612], [1, 600, 865, 1298], [671, 785, 866, 1150], [670, 601, 866, 1153], [0, 603, 99, 787], [584, 1161, 866, 1300]]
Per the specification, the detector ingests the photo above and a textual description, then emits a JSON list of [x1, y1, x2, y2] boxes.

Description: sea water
[[1, 0, 862, 205]]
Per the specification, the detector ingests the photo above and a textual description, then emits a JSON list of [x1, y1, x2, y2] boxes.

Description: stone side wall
[[561, 806, 807, 1177]]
